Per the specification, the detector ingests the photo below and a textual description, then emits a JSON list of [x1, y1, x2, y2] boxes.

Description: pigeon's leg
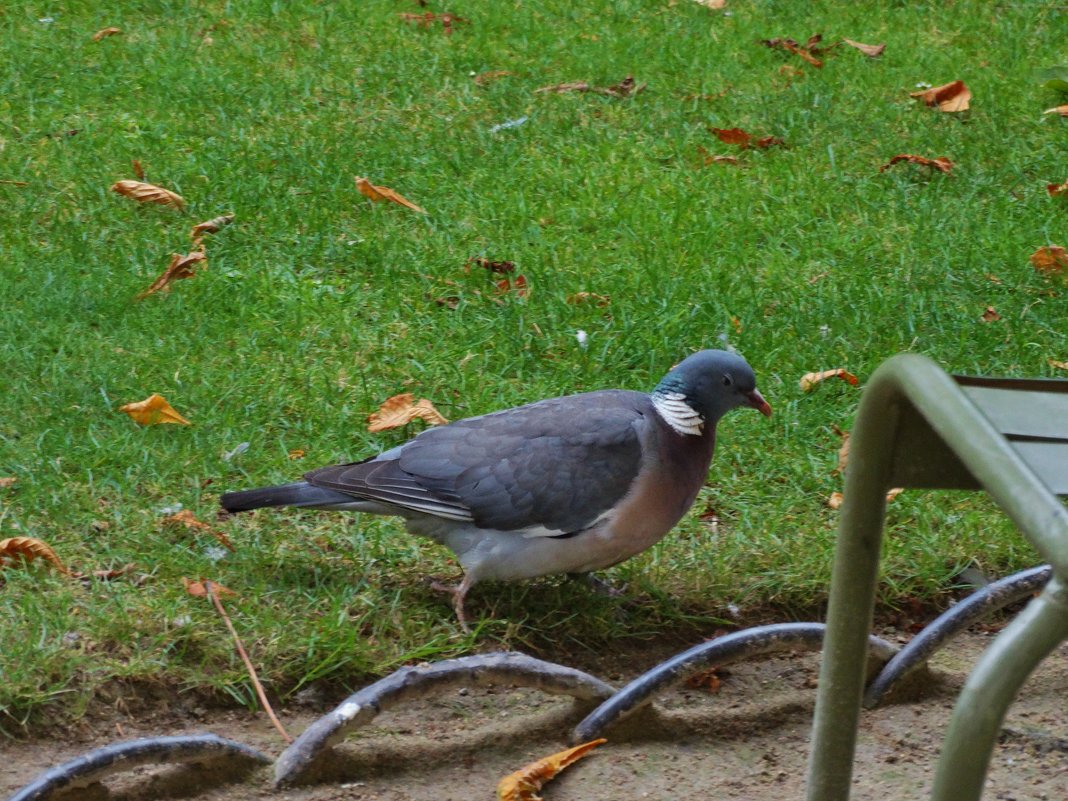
[[428, 573, 476, 632], [570, 572, 627, 598]]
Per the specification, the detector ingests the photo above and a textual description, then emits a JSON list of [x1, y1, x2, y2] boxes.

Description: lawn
[[0, 0, 1065, 732]]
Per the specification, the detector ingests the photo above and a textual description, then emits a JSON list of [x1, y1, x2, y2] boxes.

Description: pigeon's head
[[652, 350, 772, 436]]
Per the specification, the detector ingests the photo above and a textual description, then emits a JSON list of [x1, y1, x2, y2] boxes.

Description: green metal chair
[[804, 353, 1068, 801]]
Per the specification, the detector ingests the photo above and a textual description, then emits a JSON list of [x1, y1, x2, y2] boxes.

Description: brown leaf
[[468, 257, 516, 274], [0, 537, 69, 574], [686, 668, 723, 692], [694, 0, 726, 8], [92, 27, 122, 42], [288, 448, 306, 460], [910, 80, 971, 113], [826, 491, 845, 510], [710, 127, 783, 150], [842, 39, 885, 57], [398, 11, 468, 34], [799, 369, 859, 391], [0, 477, 15, 489], [132, 159, 145, 180], [495, 274, 530, 298], [696, 145, 741, 166], [885, 488, 905, 503], [119, 394, 192, 426], [567, 291, 611, 306], [1030, 246, 1068, 276], [474, 70, 512, 86], [1049, 359, 1068, 371], [74, 563, 138, 582], [368, 393, 448, 433], [497, 739, 606, 801], [879, 154, 953, 174], [190, 213, 235, 241], [355, 176, 426, 213], [980, 306, 1001, 322], [182, 577, 237, 598], [834, 428, 850, 475], [762, 36, 824, 68], [1043, 105, 1068, 116], [111, 179, 186, 209], [163, 510, 235, 552], [136, 250, 207, 299]]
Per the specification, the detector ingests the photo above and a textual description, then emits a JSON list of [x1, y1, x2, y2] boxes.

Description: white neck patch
[[652, 391, 704, 436]]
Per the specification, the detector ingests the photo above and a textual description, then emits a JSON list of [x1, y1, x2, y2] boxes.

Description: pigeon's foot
[[571, 572, 628, 598], [427, 574, 475, 633]]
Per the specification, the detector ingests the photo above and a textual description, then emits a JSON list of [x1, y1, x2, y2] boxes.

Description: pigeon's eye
[[722, 374, 733, 387]]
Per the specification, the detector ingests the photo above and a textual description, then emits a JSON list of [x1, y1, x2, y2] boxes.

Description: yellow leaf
[[497, 739, 606, 801], [355, 177, 426, 213], [367, 393, 448, 433], [119, 394, 191, 426], [288, 448, 306, 460], [92, 27, 122, 42], [0, 537, 69, 574], [800, 368, 860, 392], [137, 250, 207, 299], [111, 179, 186, 209], [190, 213, 235, 242]]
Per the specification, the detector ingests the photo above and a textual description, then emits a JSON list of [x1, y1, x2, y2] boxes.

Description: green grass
[[1, 0, 1065, 731]]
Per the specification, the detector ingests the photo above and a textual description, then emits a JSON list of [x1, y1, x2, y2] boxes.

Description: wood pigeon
[[221, 349, 771, 630]]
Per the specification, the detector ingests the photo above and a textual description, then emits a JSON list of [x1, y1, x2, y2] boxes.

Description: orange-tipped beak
[[747, 389, 772, 417]]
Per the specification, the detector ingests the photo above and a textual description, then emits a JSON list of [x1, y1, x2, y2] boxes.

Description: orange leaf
[[980, 306, 1001, 322], [1030, 246, 1068, 276], [111, 179, 185, 209], [843, 39, 885, 57], [132, 159, 145, 180], [711, 127, 752, 147], [826, 491, 845, 510], [0, 537, 69, 574], [834, 428, 850, 475], [0, 477, 15, 489], [288, 448, 306, 460], [799, 369, 859, 392], [163, 510, 235, 552], [137, 250, 207, 299], [879, 154, 953, 174], [190, 213, 234, 241], [355, 177, 426, 213], [92, 27, 122, 42], [686, 667, 723, 692], [910, 80, 971, 113], [367, 393, 448, 433], [182, 577, 237, 598], [497, 739, 606, 801], [119, 394, 192, 426], [1043, 105, 1068, 116]]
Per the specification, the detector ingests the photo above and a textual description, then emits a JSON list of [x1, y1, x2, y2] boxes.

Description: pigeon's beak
[[747, 389, 773, 417]]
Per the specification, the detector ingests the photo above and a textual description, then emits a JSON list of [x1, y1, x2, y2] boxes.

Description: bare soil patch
[[3, 630, 1067, 801]]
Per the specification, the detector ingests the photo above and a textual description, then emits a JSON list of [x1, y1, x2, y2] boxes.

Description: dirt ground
[[3, 629, 1067, 801]]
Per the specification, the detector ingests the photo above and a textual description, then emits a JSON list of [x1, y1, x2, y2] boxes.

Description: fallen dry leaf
[[111, 179, 185, 209], [885, 488, 905, 503], [468, 257, 516, 274], [800, 369, 859, 392], [131, 159, 145, 180], [119, 394, 192, 426], [686, 668, 723, 692], [74, 563, 138, 582], [834, 428, 851, 475], [163, 510, 235, 552], [910, 80, 971, 113], [0, 537, 69, 574], [1048, 182, 1068, 197], [843, 39, 885, 57], [827, 491, 845, 510], [535, 76, 646, 98], [368, 393, 448, 433], [696, 145, 741, 166], [567, 291, 611, 306], [474, 70, 512, 86], [1043, 105, 1068, 116], [497, 739, 606, 801], [398, 11, 469, 34], [190, 213, 235, 241], [182, 577, 237, 598], [288, 448, 306, 460], [693, 0, 726, 7], [1049, 359, 1068, 371], [355, 177, 426, 213], [980, 306, 1001, 322], [495, 274, 530, 298], [136, 250, 207, 299], [879, 154, 953, 174], [710, 127, 783, 149], [762, 35, 825, 68], [0, 477, 15, 489], [1030, 246, 1068, 277], [92, 26, 122, 41]]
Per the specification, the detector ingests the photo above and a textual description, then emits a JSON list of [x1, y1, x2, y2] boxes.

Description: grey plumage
[[221, 349, 771, 629]]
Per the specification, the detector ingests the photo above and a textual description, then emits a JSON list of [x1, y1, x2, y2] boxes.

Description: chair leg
[[930, 576, 1068, 801]]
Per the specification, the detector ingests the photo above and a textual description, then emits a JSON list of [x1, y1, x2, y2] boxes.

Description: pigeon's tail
[[220, 481, 355, 513]]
